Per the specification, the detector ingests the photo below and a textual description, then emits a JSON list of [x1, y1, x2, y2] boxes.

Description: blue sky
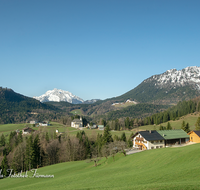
[[1, 0, 200, 100]]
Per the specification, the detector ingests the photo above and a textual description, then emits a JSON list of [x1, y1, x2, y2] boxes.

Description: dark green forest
[[102, 104, 169, 120], [0, 88, 62, 124], [109, 81, 200, 104]]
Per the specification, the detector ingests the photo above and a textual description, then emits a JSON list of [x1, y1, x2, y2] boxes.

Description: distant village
[[20, 117, 200, 151], [21, 117, 104, 135]]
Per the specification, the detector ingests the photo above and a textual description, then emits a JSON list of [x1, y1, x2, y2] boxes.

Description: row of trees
[[94, 98, 200, 130], [0, 126, 132, 177]]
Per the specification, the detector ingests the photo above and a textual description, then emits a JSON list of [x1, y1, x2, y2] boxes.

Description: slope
[[1, 144, 200, 190], [110, 67, 200, 104], [0, 87, 61, 124], [112, 80, 199, 104]]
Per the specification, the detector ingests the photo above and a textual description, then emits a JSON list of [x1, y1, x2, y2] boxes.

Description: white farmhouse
[[30, 120, 38, 124], [132, 130, 165, 150]]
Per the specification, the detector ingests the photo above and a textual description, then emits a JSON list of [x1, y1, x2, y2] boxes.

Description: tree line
[[94, 97, 200, 130], [0, 127, 132, 177]]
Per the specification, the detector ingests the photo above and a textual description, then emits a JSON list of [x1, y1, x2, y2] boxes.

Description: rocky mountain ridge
[[33, 88, 100, 104], [33, 88, 84, 104], [146, 66, 200, 90], [112, 66, 200, 104]]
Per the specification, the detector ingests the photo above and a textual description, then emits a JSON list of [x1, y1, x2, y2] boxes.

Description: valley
[[1, 66, 200, 190]]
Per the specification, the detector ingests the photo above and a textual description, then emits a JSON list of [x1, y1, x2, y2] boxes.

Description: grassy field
[[0, 122, 133, 139], [1, 112, 199, 138], [70, 109, 82, 115], [1, 143, 200, 189]]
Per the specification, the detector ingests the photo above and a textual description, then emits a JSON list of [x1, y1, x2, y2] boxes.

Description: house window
[[160, 140, 162, 143], [160, 146, 163, 148], [156, 146, 159, 149], [151, 141, 154, 143], [151, 147, 154, 149]]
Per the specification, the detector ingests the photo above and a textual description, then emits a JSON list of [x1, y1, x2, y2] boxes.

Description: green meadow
[[1, 143, 200, 189], [0, 122, 133, 139], [70, 109, 82, 115]]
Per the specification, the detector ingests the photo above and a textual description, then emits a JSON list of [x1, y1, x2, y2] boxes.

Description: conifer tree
[[181, 121, 186, 130], [95, 133, 103, 155], [1, 155, 9, 177], [125, 117, 130, 128], [185, 123, 190, 133], [25, 135, 33, 171], [32, 134, 40, 168], [18, 131, 23, 143], [166, 122, 172, 130], [163, 112, 169, 123], [0, 134, 6, 147], [103, 126, 113, 144], [84, 136, 91, 158], [127, 133, 133, 148], [121, 132, 127, 142]]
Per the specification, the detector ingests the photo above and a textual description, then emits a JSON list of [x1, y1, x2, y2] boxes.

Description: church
[[71, 117, 83, 128]]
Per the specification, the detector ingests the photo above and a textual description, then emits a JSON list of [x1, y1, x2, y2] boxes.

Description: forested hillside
[[93, 96, 200, 130], [99, 103, 169, 120], [110, 82, 199, 104], [144, 97, 200, 125], [0, 88, 62, 124]]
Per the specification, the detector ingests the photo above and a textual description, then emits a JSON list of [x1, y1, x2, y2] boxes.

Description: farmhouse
[[132, 129, 189, 150], [187, 130, 200, 143], [71, 117, 83, 128], [132, 130, 165, 150], [39, 121, 50, 126], [22, 127, 35, 135], [30, 120, 38, 124]]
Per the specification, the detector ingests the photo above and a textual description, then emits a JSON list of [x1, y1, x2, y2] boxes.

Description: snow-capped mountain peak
[[146, 66, 200, 89], [33, 88, 84, 104]]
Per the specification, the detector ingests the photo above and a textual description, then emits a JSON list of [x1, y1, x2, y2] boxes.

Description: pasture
[[0, 143, 200, 189]]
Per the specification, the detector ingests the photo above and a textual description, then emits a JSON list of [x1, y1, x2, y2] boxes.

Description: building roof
[[137, 130, 165, 141], [188, 130, 200, 137], [157, 129, 189, 140], [98, 125, 104, 128], [23, 127, 35, 132]]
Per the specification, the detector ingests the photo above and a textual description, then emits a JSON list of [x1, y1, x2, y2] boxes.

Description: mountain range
[[1, 66, 200, 124], [33, 88, 84, 104], [33, 66, 200, 105], [111, 66, 200, 104], [33, 88, 100, 104]]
